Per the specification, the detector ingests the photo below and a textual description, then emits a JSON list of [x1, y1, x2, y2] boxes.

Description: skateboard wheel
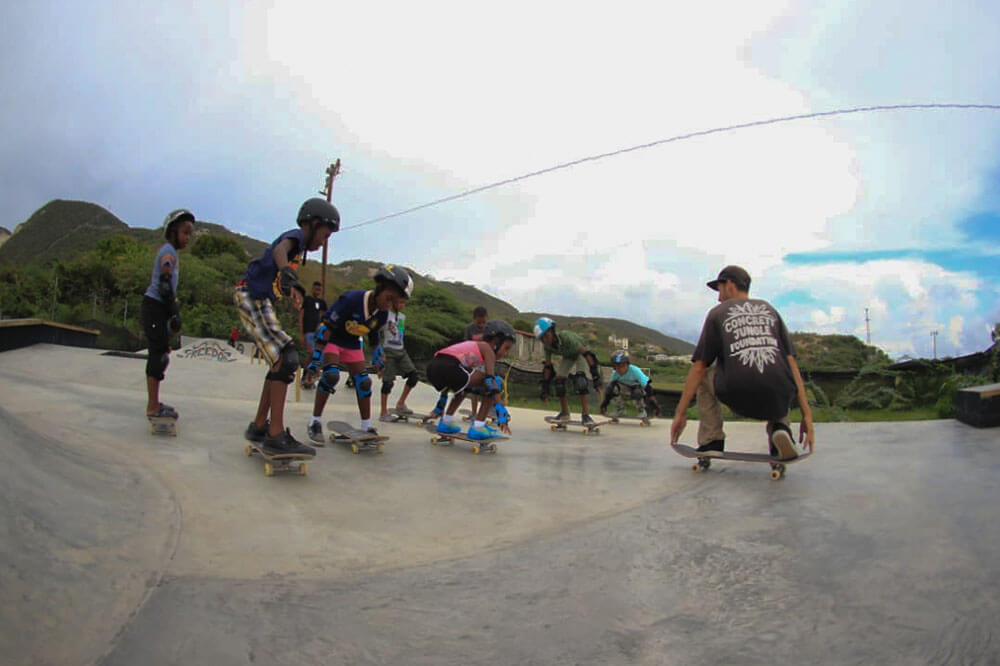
[[264, 463, 274, 477], [376, 444, 384, 454], [550, 425, 557, 431], [770, 469, 782, 481], [691, 463, 701, 472], [430, 437, 438, 445], [351, 443, 360, 454], [245, 445, 253, 457], [299, 463, 308, 476], [472, 446, 480, 454]]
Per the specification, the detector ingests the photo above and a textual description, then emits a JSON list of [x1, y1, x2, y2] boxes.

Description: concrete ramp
[[1, 344, 998, 665]]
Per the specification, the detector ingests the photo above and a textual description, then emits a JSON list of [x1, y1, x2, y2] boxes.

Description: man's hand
[[799, 415, 815, 452], [290, 287, 304, 311], [670, 410, 687, 445]]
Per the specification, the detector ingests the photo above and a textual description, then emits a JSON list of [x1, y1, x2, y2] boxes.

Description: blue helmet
[[533, 317, 555, 340], [611, 349, 630, 365]]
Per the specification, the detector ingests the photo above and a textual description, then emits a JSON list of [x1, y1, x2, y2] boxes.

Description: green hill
[[522, 311, 696, 356], [790, 332, 891, 371]]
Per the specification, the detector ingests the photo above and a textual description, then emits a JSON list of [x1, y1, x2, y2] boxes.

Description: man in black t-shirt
[[299, 281, 328, 388], [670, 265, 814, 460]]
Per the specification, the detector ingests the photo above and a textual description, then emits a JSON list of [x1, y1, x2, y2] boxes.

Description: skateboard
[[326, 421, 388, 454], [459, 408, 496, 424], [386, 408, 436, 425], [605, 414, 652, 427], [424, 424, 507, 454], [148, 415, 177, 437], [544, 416, 610, 435], [244, 442, 312, 477], [670, 442, 812, 480]]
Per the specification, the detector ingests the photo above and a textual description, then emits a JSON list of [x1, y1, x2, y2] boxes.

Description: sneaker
[[159, 403, 179, 418], [244, 421, 268, 443], [149, 404, 177, 420], [307, 421, 325, 445], [696, 440, 725, 458], [770, 425, 799, 461], [581, 413, 595, 426], [551, 411, 570, 422], [394, 405, 413, 415], [365, 427, 380, 437], [437, 420, 462, 435], [379, 414, 395, 423], [468, 424, 498, 440], [263, 429, 316, 457]]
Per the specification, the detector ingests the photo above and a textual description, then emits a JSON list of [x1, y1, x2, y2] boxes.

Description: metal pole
[[931, 330, 938, 359], [319, 159, 341, 297]]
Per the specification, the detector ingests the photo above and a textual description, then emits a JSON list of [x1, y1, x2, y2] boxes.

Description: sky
[[1, 0, 998, 359]]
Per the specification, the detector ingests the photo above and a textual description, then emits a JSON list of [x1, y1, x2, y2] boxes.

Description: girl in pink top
[[425, 321, 517, 440]]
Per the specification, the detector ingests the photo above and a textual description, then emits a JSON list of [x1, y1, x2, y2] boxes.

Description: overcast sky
[[2, 1, 998, 358]]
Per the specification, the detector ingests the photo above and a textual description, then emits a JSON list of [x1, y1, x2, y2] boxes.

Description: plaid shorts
[[234, 288, 292, 366]]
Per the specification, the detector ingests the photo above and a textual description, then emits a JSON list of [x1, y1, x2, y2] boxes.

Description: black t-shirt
[[302, 296, 327, 334], [691, 298, 797, 420]]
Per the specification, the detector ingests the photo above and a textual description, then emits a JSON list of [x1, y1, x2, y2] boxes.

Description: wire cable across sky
[[341, 103, 1000, 232]]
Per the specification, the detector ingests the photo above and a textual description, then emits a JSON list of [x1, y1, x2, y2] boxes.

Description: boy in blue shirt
[[599, 350, 660, 422], [142, 209, 195, 420], [304, 265, 413, 442], [236, 198, 340, 456]]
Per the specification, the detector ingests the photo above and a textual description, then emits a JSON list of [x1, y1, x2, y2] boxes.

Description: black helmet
[[297, 198, 340, 231], [374, 264, 413, 298], [483, 320, 516, 344], [162, 208, 194, 240], [611, 349, 630, 365]]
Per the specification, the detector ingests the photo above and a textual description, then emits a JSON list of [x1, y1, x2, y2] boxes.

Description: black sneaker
[[159, 403, 179, 419], [263, 429, 316, 457], [244, 421, 268, 443], [307, 421, 325, 445], [552, 411, 570, 422], [696, 440, 725, 458], [769, 425, 799, 461], [365, 427, 380, 437], [581, 413, 595, 426]]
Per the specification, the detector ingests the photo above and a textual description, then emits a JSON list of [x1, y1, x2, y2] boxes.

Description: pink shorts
[[322, 343, 365, 364]]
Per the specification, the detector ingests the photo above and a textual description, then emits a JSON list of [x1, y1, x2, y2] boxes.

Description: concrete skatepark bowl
[[1, 344, 997, 665]]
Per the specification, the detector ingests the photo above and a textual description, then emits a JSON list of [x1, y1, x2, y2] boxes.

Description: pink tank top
[[437, 340, 485, 372]]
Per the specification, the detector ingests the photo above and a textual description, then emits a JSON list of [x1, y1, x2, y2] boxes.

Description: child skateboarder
[[669, 265, 815, 460], [235, 198, 340, 455], [373, 303, 420, 422], [463, 306, 488, 418], [304, 264, 413, 442], [427, 320, 516, 439], [533, 317, 603, 426], [599, 350, 661, 420], [142, 209, 195, 420]]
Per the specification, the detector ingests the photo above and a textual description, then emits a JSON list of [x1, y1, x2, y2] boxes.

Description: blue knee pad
[[433, 392, 448, 415], [352, 371, 372, 399], [318, 365, 340, 394]]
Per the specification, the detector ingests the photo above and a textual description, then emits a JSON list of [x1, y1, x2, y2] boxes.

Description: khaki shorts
[[383, 347, 416, 379], [554, 355, 589, 378]]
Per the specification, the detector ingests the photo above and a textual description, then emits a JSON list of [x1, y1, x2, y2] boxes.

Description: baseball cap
[[707, 265, 751, 291]]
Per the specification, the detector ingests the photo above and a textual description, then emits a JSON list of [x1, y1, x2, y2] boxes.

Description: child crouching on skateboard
[[373, 303, 420, 422], [669, 265, 814, 460], [304, 264, 413, 442], [141, 209, 195, 420], [427, 320, 516, 440], [599, 350, 661, 420], [534, 317, 603, 426], [236, 198, 340, 456]]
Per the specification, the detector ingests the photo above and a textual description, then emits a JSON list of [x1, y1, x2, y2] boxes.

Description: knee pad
[[380, 377, 395, 395], [630, 385, 645, 401], [609, 381, 622, 397], [318, 364, 340, 394], [405, 370, 419, 388], [554, 378, 567, 398], [147, 352, 169, 381], [433, 392, 448, 415], [267, 345, 299, 384], [353, 371, 372, 399], [571, 372, 590, 395]]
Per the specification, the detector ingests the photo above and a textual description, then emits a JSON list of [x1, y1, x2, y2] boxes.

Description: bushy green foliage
[[402, 284, 468, 359], [791, 332, 891, 371], [191, 234, 248, 261]]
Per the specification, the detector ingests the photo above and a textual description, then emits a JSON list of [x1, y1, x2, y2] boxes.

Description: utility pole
[[864, 307, 871, 345], [318, 159, 342, 297], [930, 330, 938, 360]]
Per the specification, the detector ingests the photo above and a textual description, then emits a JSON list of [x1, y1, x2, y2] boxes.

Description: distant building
[[608, 334, 629, 351]]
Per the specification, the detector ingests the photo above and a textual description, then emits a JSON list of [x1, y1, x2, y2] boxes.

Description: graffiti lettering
[[178, 341, 238, 362]]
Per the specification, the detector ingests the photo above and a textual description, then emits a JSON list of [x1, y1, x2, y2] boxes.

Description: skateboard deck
[[244, 442, 312, 477], [606, 414, 652, 427], [544, 416, 610, 435], [424, 424, 507, 454], [459, 408, 496, 423], [148, 415, 177, 437], [671, 442, 812, 480], [327, 421, 388, 454], [386, 408, 436, 425]]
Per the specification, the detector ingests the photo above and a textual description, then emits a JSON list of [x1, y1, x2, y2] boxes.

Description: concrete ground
[[1, 343, 998, 665]]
